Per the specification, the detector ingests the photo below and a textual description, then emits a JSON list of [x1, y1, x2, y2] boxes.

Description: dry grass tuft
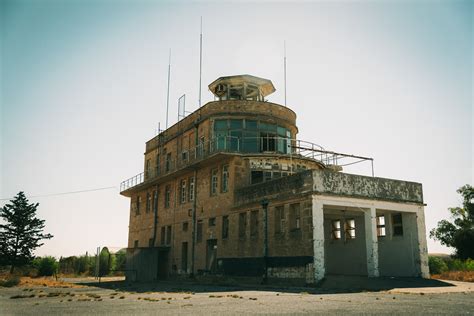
[[432, 271, 474, 282]]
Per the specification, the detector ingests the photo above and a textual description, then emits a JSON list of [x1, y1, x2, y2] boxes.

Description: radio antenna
[[198, 17, 203, 108], [166, 48, 171, 128], [284, 40, 287, 107]]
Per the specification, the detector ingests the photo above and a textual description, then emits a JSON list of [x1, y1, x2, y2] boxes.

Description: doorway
[[206, 239, 218, 273]]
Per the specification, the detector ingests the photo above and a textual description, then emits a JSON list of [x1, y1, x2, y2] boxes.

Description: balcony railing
[[120, 136, 374, 193]]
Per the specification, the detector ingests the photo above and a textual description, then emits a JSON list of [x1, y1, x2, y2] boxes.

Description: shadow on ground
[[78, 275, 454, 295]]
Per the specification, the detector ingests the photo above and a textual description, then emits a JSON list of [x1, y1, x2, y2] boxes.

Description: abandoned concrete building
[[120, 74, 429, 283]]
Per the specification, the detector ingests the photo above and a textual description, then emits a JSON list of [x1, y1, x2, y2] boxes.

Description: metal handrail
[[120, 136, 374, 192]]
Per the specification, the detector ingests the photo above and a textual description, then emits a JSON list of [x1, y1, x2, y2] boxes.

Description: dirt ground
[[1, 277, 473, 315]]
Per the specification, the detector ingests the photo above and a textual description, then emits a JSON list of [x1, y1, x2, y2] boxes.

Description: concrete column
[[311, 195, 325, 282], [364, 207, 379, 277], [416, 206, 430, 278]]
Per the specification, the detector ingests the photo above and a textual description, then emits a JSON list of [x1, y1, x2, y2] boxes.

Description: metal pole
[[198, 17, 203, 108], [166, 49, 171, 128], [261, 199, 269, 284], [371, 160, 375, 177], [284, 40, 287, 107]]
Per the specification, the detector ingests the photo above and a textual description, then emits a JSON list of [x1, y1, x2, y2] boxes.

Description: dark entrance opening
[[181, 242, 188, 273], [157, 249, 169, 280], [206, 239, 218, 273]]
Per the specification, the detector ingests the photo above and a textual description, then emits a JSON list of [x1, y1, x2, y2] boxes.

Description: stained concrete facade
[[120, 74, 429, 283]]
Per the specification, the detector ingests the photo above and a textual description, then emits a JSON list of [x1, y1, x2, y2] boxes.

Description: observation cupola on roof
[[208, 74, 276, 101]]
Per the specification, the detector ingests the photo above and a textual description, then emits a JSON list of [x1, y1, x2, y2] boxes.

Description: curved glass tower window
[[213, 119, 291, 154]]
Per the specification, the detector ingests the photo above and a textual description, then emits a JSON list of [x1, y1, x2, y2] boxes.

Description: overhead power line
[[0, 186, 117, 201]]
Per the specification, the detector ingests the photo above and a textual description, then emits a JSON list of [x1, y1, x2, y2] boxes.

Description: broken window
[[222, 216, 229, 239], [188, 177, 195, 201], [289, 203, 301, 231], [165, 185, 171, 208], [345, 219, 356, 239], [209, 217, 216, 227], [166, 225, 172, 245], [332, 220, 341, 240], [274, 205, 285, 234], [239, 212, 247, 239], [210, 168, 218, 195], [221, 165, 229, 193], [250, 210, 259, 238], [376, 215, 386, 237], [197, 220, 203, 242], [160, 227, 166, 245], [180, 179, 187, 204], [392, 213, 404, 236]]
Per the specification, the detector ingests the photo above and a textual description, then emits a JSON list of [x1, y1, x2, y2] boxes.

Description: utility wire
[[0, 186, 117, 201]]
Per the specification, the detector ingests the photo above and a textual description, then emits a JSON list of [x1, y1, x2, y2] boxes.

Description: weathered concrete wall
[[313, 170, 423, 204], [234, 171, 313, 207]]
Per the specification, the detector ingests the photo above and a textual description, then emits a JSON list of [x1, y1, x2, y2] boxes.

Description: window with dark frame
[[165, 152, 172, 172], [188, 177, 195, 201], [392, 213, 404, 236], [153, 190, 158, 213], [250, 210, 259, 238], [145, 159, 151, 178], [274, 205, 285, 234], [136, 196, 141, 215], [197, 220, 203, 242], [180, 179, 187, 204], [160, 227, 165, 245], [376, 215, 386, 237], [182, 222, 188, 232], [146, 192, 151, 213], [222, 216, 229, 239], [134, 240, 139, 248], [289, 203, 301, 231], [211, 168, 218, 195], [209, 217, 216, 227], [149, 238, 154, 247], [165, 185, 171, 208], [239, 212, 247, 239], [166, 225, 172, 245], [221, 165, 229, 193]]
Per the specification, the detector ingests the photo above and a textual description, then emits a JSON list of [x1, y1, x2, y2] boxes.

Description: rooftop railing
[[120, 136, 374, 193]]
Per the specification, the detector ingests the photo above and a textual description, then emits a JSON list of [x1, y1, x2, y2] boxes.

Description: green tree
[[0, 192, 53, 273], [430, 184, 474, 259]]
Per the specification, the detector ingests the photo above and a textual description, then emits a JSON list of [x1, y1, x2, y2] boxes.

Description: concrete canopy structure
[[120, 74, 429, 283]]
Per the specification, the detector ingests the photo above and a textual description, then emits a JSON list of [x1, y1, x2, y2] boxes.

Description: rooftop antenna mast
[[284, 40, 287, 107], [166, 49, 171, 129], [198, 17, 203, 108]]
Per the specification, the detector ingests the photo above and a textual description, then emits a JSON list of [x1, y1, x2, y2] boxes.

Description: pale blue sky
[[1, 0, 472, 257]]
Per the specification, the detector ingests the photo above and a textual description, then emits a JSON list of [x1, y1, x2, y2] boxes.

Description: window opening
[[239, 212, 247, 239], [345, 219, 356, 239], [376, 215, 386, 237], [392, 213, 403, 236], [222, 216, 229, 239], [332, 220, 341, 239], [222, 165, 229, 192]]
